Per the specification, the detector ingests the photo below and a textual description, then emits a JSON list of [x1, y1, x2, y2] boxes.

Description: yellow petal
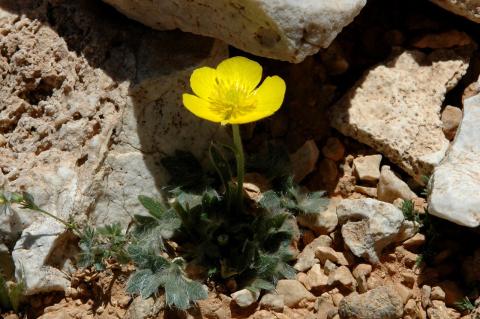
[[216, 56, 262, 92], [190, 66, 217, 99], [182, 94, 223, 123], [228, 76, 286, 124]]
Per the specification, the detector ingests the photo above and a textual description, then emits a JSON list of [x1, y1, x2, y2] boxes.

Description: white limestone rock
[[330, 48, 471, 179], [12, 220, 71, 295], [103, 0, 367, 63], [428, 94, 480, 227], [231, 289, 260, 308], [337, 198, 416, 263]]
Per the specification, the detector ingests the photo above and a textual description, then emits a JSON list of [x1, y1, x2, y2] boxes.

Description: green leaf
[[77, 227, 98, 268], [138, 195, 167, 220], [0, 274, 11, 310], [127, 257, 207, 310], [9, 281, 24, 312], [247, 143, 291, 181], [126, 269, 161, 298], [161, 151, 207, 191], [247, 278, 275, 292], [160, 262, 208, 310], [134, 196, 181, 251], [209, 143, 233, 191], [296, 191, 329, 214], [259, 191, 282, 212], [455, 296, 475, 312], [127, 244, 169, 271], [20, 192, 41, 211], [174, 191, 203, 211], [98, 223, 123, 237], [77, 224, 129, 269], [201, 189, 221, 208]]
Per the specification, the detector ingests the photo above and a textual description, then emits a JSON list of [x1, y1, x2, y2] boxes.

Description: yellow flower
[[182, 56, 286, 125]]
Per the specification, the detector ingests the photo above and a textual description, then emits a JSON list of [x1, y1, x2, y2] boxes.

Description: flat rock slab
[[103, 0, 367, 63], [430, 0, 480, 23], [429, 93, 480, 227], [330, 48, 471, 179]]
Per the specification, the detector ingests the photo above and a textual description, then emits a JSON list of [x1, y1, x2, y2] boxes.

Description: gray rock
[[0, 205, 35, 246], [276, 279, 315, 308], [430, 0, 480, 23], [377, 166, 416, 203], [337, 199, 415, 263], [12, 220, 70, 295], [330, 49, 471, 179], [231, 289, 260, 308], [103, 0, 367, 63], [338, 286, 404, 319], [429, 93, 480, 227]]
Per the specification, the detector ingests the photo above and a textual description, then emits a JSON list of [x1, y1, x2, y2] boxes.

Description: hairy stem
[[232, 124, 244, 211], [34, 208, 80, 236]]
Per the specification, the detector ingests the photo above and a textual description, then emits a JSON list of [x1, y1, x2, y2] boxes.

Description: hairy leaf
[[296, 191, 329, 214], [247, 143, 291, 181], [138, 195, 168, 219], [161, 151, 207, 191], [160, 262, 208, 310], [8, 280, 24, 312], [126, 269, 161, 298], [0, 274, 11, 310], [247, 278, 275, 293]]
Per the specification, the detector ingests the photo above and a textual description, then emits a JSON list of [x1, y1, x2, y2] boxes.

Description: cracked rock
[[330, 48, 471, 179]]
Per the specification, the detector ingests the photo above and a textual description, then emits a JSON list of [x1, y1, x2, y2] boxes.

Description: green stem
[[36, 208, 80, 236], [232, 124, 245, 211]]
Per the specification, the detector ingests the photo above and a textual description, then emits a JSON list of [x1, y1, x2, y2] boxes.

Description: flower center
[[208, 78, 257, 123]]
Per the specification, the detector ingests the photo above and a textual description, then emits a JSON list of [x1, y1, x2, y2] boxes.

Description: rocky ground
[[1, 0, 480, 318]]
